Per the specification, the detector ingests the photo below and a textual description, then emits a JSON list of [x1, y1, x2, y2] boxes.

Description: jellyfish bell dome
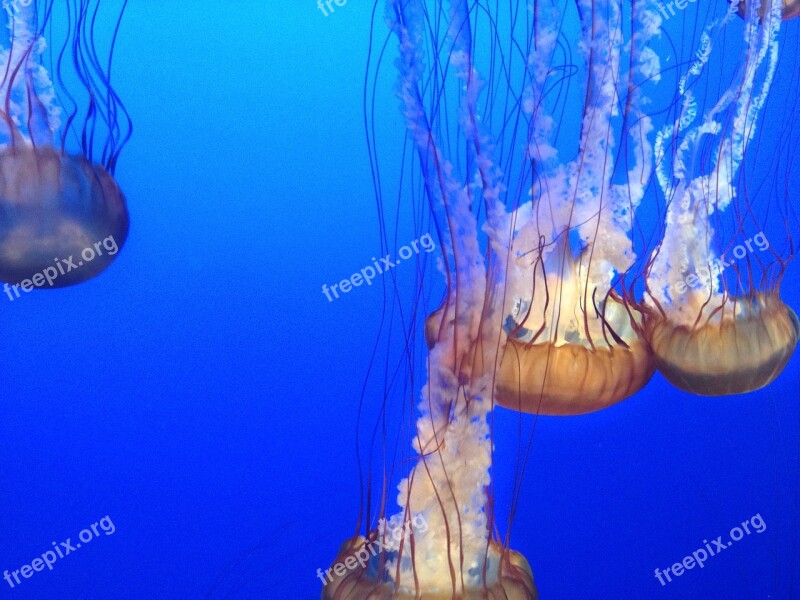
[[425, 242, 656, 416], [322, 535, 538, 600], [642, 292, 799, 396], [0, 145, 129, 288], [495, 297, 655, 416]]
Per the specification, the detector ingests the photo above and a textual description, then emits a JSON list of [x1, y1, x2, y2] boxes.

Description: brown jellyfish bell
[[427, 237, 656, 416], [0, 146, 129, 288], [643, 291, 798, 396], [321, 535, 537, 600]]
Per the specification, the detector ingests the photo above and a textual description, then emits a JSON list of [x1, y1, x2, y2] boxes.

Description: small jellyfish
[[0, 1, 130, 289]]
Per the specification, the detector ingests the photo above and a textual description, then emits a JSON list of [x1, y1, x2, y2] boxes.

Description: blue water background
[[0, 2, 797, 599]]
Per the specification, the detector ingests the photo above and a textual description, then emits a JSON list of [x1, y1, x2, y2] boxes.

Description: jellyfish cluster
[[0, 1, 130, 292], [323, 0, 800, 597]]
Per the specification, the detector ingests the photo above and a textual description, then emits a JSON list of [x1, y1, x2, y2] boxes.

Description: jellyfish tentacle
[[1, 2, 60, 148], [389, 1, 495, 592]]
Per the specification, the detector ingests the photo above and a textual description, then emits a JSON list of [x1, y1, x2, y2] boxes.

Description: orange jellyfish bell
[[643, 292, 799, 396], [0, 146, 129, 288], [427, 304, 654, 417], [495, 300, 655, 416], [425, 237, 655, 417], [496, 241, 654, 415], [321, 536, 537, 600]]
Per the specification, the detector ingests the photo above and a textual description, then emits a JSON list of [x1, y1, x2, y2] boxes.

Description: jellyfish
[[322, 0, 797, 597], [643, 0, 800, 395], [0, 0, 130, 291]]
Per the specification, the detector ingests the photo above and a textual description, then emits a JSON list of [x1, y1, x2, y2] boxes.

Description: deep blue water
[[0, 2, 798, 599]]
